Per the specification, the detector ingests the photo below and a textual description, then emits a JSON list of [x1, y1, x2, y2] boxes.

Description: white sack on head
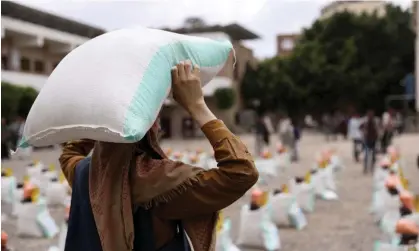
[[20, 27, 233, 147]]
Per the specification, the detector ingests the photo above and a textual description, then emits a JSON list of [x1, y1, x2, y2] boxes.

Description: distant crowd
[[253, 108, 404, 174]]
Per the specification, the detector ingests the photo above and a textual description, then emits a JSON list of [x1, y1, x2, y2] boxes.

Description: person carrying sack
[[60, 61, 259, 251]]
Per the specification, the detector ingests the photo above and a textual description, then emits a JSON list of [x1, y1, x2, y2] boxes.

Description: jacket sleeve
[[154, 120, 259, 219], [59, 139, 95, 187]]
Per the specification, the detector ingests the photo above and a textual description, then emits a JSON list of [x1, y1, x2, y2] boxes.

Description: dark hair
[[399, 206, 412, 217], [273, 189, 282, 195], [387, 187, 399, 196], [295, 177, 304, 183]]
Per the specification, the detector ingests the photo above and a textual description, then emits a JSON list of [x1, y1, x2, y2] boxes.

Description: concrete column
[[9, 45, 20, 71]]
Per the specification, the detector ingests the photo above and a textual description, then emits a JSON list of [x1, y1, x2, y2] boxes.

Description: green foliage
[[241, 4, 415, 116], [1, 82, 38, 120], [214, 87, 236, 110]]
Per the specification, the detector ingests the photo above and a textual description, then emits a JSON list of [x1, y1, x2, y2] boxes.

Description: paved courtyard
[[2, 132, 418, 251]]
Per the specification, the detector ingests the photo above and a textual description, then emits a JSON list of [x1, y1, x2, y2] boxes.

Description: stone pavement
[[2, 133, 418, 251]]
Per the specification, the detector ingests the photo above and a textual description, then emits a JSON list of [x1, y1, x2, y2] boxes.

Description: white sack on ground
[[236, 205, 281, 251], [270, 193, 307, 230], [21, 27, 232, 147], [330, 155, 344, 172], [1, 176, 16, 204], [289, 180, 315, 213], [215, 219, 240, 251], [373, 192, 401, 224], [46, 181, 68, 206], [255, 159, 277, 185], [380, 211, 402, 243], [17, 199, 59, 238]]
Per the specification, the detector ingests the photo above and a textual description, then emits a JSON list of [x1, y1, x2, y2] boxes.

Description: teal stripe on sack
[[123, 39, 232, 141], [18, 136, 29, 148]]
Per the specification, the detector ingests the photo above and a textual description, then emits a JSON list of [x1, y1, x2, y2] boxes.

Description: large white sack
[[215, 219, 240, 251], [236, 205, 280, 251], [17, 198, 59, 238], [1, 176, 16, 204], [330, 155, 344, 172], [289, 181, 315, 213], [269, 193, 307, 230], [17, 201, 45, 238], [274, 152, 291, 173], [310, 171, 326, 196], [255, 159, 277, 185], [20, 27, 232, 147], [373, 192, 400, 223], [380, 210, 401, 242], [46, 181, 68, 206], [374, 168, 390, 191], [12, 186, 24, 217], [321, 167, 337, 192]]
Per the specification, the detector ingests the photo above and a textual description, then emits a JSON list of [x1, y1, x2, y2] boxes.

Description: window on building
[[20, 57, 31, 72], [1, 55, 8, 70], [34, 60, 45, 73]]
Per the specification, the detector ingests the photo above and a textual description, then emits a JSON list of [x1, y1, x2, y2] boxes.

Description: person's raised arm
[[152, 61, 258, 219], [59, 139, 95, 187]]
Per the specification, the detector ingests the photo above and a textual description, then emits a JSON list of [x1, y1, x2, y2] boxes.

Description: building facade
[[276, 33, 300, 57], [1, 1, 104, 91], [320, 1, 387, 19]]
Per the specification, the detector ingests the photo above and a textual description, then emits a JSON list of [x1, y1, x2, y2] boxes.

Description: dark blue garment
[[64, 157, 190, 251], [65, 157, 102, 251]]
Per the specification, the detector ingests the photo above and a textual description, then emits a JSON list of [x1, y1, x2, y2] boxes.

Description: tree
[[241, 4, 415, 116], [214, 87, 235, 110], [1, 82, 38, 120]]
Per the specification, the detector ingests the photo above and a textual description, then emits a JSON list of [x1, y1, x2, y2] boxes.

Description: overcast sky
[[12, 0, 412, 59]]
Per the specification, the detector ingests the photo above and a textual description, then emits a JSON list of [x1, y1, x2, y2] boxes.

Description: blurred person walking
[[60, 61, 258, 251], [322, 113, 333, 141], [347, 112, 364, 162], [361, 110, 380, 174], [291, 118, 301, 162], [381, 108, 394, 153], [278, 116, 295, 158], [255, 114, 271, 154]]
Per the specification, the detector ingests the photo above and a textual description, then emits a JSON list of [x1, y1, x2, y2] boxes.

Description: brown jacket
[[59, 119, 258, 250]]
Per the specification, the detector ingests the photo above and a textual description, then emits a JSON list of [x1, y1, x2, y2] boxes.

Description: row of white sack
[[257, 166, 339, 202], [2, 197, 68, 240], [35, 192, 304, 251], [1, 176, 69, 217], [369, 157, 408, 224], [374, 212, 419, 251], [168, 151, 292, 173], [369, 157, 419, 250], [216, 192, 308, 251]]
